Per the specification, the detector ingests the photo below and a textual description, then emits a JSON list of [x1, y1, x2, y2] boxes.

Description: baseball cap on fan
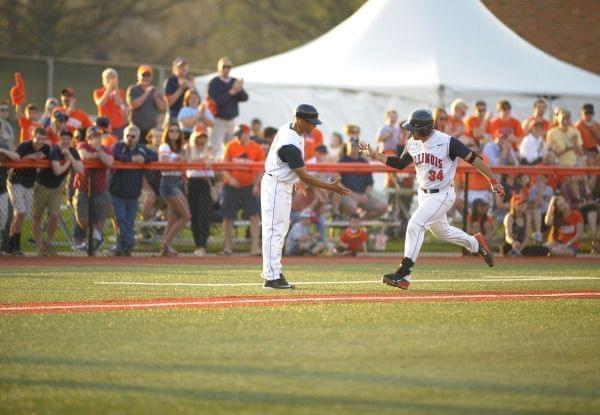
[[295, 104, 321, 125]]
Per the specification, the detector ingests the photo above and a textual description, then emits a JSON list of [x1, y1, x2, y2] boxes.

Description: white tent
[[195, 0, 600, 141]]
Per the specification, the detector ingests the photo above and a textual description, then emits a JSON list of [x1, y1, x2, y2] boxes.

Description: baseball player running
[[262, 104, 351, 289], [360, 109, 505, 290]]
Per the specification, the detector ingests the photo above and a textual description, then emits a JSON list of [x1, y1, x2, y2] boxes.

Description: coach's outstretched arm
[[293, 166, 351, 196]]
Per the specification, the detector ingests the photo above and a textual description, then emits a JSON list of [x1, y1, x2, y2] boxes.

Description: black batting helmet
[[402, 109, 434, 136]]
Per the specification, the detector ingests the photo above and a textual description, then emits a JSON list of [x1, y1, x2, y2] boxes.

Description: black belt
[[420, 188, 440, 194], [267, 173, 274, 177]]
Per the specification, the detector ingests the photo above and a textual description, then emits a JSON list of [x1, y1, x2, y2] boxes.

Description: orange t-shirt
[[523, 116, 550, 132], [446, 115, 465, 137], [574, 119, 600, 150], [339, 227, 368, 253], [101, 133, 119, 148], [552, 210, 583, 247], [464, 115, 488, 143], [223, 138, 265, 187], [487, 117, 524, 139], [455, 155, 491, 191], [311, 128, 323, 147], [93, 87, 127, 129], [304, 136, 316, 161], [18, 117, 41, 141], [57, 106, 92, 130], [45, 127, 61, 145]]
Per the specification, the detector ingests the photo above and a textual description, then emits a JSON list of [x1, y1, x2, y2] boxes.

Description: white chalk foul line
[[2, 292, 600, 313], [94, 276, 600, 288]]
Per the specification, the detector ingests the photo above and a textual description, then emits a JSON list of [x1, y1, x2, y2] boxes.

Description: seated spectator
[[16, 103, 41, 142], [561, 176, 599, 253], [177, 89, 215, 141], [482, 132, 519, 166], [158, 122, 191, 256], [545, 195, 583, 256], [33, 129, 83, 255], [376, 110, 401, 155], [59, 87, 93, 134], [260, 126, 277, 154], [487, 100, 523, 150], [0, 101, 16, 148], [96, 117, 118, 148], [518, 121, 547, 165], [45, 110, 69, 145], [165, 57, 195, 120], [522, 99, 550, 136], [6, 127, 50, 255], [328, 131, 345, 160], [74, 126, 114, 254], [343, 124, 360, 142], [127, 65, 166, 144], [0, 135, 20, 251], [527, 174, 555, 243], [464, 100, 491, 147], [250, 118, 263, 142], [446, 99, 468, 138], [338, 139, 388, 219], [185, 126, 216, 256], [574, 103, 600, 166], [290, 158, 328, 244], [468, 198, 495, 244], [93, 68, 128, 139], [220, 123, 264, 255], [546, 109, 583, 167], [284, 209, 325, 256], [502, 195, 548, 256], [40, 98, 59, 129], [110, 124, 156, 256], [336, 214, 368, 256], [433, 108, 449, 133]]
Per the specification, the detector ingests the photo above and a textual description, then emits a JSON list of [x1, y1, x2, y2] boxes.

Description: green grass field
[[1, 258, 599, 414]]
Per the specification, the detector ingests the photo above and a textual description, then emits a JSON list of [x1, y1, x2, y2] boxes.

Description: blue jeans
[[111, 196, 138, 253]]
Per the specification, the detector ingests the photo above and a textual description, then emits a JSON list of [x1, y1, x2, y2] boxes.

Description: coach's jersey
[[264, 123, 305, 184], [406, 130, 464, 190]]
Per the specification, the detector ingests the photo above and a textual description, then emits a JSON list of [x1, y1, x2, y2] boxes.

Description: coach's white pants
[[210, 118, 236, 158], [404, 188, 478, 262], [261, 174, 293, 280]]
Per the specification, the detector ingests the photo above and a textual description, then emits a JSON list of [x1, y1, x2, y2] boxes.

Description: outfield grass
[[0, 260, 599, 414]]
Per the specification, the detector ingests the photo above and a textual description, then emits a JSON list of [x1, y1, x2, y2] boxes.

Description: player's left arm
[[450, 137, 505, 198]]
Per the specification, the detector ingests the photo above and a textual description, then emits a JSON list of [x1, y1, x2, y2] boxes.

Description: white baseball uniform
[[261, 123, 305, 280], [388, 130, 479, 262]]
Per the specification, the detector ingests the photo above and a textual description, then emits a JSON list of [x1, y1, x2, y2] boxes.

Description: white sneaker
[[194, 247, 206, 256]]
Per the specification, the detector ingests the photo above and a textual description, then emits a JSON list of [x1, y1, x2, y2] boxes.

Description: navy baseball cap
[[295, 104, 322, 125]]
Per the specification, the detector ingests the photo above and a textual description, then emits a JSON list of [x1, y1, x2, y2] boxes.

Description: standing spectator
[[482, 133, 519, 166], [93, 68, 127, 140], [165, 57, 195, 120], [158, 122, 190, 256], [220, 124, 264, 256], [376, 110, 401, 154], [487, 100, 523, 149], [574, 103, 600, 165], [522, 99, 550, 136], [45, 110, 69, 145], [0, 101, 16, 148], [5, 127, 50, 255], [185, 126, 216, 256], [336, 214, 368, 256], [177, 89, 214, 140], [338, 139, 388, 219], [95, 117, 118, 148], [0, 135, 19, 251], [33, 129, 83, 255], [109, 124, 156, 256], [545, 195, 583, 256], [446, 99, 468, 138], [59, 87, 93, 134], [208, 57, 249, 154], [464, 100, 491, 147], [528, 174, 555, 243], [546, 109, 583, 167], [127, 65, 166, 143], [468, 198, 495, 245], [284, 209, 325, 256], [328, 131, 345, 160], [518, 121, 547, 165], [74, 126, 114, 254], [15, 103, 41, 142], [40, 98, 59, 128], [433, 108, 449, 133]]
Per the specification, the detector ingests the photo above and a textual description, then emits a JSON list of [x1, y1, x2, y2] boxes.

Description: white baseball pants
[[261, 174, 293, 280], [404, 188, 478, 262]]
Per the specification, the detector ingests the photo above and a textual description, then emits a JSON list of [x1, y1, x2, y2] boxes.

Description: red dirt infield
[[1, 291, 599, 315]]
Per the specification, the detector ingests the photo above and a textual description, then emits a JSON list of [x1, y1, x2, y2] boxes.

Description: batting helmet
[[402, 109, 434, 136]]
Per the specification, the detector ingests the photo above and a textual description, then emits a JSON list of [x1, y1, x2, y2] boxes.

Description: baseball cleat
[[263, 274, 295, 289], [474, 232, 494, 267], [382, 273, 411, 290]]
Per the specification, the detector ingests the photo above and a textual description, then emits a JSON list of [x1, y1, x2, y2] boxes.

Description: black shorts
[[221, 184, 260, 220]]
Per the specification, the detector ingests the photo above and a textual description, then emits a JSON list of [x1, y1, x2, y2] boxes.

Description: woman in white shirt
[[158, 122, 191, 256], [185, 126, 216, 256], [177, 89, 215, 141]]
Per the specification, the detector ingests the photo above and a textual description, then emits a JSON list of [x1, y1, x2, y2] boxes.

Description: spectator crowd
[[0, 58, 599, 257]]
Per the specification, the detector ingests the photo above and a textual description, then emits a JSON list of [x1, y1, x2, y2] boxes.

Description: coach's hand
[[330, 178, 351, 197], [358, 140, 375, 159], [489, 178, 505, 198]]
